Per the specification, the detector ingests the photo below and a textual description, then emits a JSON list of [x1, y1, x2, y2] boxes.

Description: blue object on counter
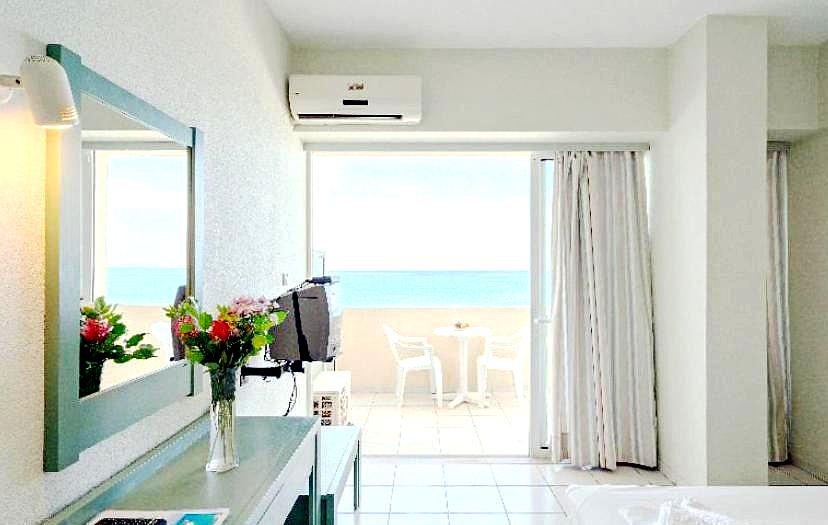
[[175, 514, 220, 525]]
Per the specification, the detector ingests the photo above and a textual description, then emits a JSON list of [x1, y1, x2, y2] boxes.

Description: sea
[[333, 270, 529, 308], [105, 268, 529, 308], [105, 267, 187, 306]]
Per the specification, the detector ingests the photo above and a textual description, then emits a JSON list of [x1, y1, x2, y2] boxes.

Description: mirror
[[44, 44, 201, 471], [78, 94, 189, 396]]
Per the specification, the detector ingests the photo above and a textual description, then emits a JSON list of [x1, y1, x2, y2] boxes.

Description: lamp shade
[[19, 55, 78, 129]]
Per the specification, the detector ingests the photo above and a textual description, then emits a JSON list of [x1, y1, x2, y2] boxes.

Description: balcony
[[336, 307, 530, 456]]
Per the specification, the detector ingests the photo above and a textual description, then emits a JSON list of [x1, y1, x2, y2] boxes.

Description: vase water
[[206, 367, 239, 472]]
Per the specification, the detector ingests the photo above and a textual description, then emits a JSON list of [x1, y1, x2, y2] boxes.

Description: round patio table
[[433, 325, 491, 408]]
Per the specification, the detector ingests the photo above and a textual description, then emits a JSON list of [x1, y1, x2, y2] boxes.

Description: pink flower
[[81, 318, 110, 342], [229, 295, 274, 316], [173, 315, 195, 342]]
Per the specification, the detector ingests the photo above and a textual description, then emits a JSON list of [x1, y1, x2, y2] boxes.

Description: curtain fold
[[767, 148, 791, 463], [546, 150, 657, 469]]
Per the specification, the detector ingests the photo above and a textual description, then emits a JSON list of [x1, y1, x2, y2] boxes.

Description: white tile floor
[[346, 392, 827, 524], [768, 464, 827, 486], [339, 459, 673, 525], [352, 392, 529, 456]]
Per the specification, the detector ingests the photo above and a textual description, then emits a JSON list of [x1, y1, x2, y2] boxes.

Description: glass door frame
[[307, 147, 542, 457], [529, 153, 552, 458]]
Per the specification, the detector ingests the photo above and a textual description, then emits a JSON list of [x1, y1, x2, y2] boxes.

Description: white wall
[[650, 19, 710, 486], [788, 45, 828, 478], [704, 16, 768, 485], [292, 48, 669, 135], [0, 1, 304, 523], [293, 45, 823, 142], [765, 41, 828, 138], [768, 46, 819, 133], [788, 129, 828, 479], [819, 41, 828, 129], [650, 16, 768, 486]]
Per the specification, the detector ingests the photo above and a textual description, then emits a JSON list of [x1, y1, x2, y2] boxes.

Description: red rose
[[81, 318, 110, 342], [209, 320, 232, 342]]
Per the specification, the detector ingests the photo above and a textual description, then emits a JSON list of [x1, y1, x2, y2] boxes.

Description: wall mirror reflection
[[79, 94, 189, 397]]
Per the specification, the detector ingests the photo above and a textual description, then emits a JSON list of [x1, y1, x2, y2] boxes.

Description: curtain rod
[[304, 142, 651, 153], [768, 141, 791, 151]]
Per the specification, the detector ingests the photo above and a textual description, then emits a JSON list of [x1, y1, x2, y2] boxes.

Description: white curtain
[[546, 150, 657, 469], [767, 148, 791, 463]]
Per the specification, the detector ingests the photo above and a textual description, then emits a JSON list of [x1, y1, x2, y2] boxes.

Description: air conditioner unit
[[289, 74, 421, 125]]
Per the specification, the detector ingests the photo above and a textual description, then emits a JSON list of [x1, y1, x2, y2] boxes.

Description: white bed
[[562, 485, 828, 524]]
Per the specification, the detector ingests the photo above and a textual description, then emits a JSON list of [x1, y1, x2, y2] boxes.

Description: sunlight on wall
[[0, 92, 49, 517]]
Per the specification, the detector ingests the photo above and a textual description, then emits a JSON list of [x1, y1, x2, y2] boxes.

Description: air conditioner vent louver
[[289, 75, 421, 126], [297, 114, 403, 121]]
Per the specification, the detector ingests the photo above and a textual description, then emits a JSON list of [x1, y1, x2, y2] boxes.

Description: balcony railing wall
[[337, 307, 530, 394]]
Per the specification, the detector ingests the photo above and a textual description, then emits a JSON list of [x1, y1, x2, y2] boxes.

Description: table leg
[[448, 337, 486, 408], [353, 440, 361, 510], [309, 432, 320, 525], [449, 338, 470, 408]]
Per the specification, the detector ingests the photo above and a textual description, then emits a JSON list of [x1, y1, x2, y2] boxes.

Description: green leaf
[[198, 312, 213, 330], [81, 307, 99, 319], [187, 348, 204, 364], [275, 311, 288, 324], [251, 334, 267, 349], [131, 345, 157, 360], [125, 333, 146, 347], [110, 324, 126, 339], [179, 322, 194, 334], [94, 296, 107, 310]]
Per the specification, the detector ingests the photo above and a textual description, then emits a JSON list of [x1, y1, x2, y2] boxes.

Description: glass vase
[[206, 367, 239, 472]]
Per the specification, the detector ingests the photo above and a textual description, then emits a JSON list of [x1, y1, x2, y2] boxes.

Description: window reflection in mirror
[[79, 94, 189, 397]]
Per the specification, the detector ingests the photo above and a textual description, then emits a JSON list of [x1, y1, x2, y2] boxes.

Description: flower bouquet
[[79, 297, 158, 397], [166, 295, 287, 472]]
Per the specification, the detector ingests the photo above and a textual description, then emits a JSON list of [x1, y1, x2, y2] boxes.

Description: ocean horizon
[[105, 266, 186, 306], [105, 268, 529, 308], [333, 270, 529, 308]]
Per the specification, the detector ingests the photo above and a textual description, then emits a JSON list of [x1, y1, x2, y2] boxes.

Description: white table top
[[433, 326, 491, 338]]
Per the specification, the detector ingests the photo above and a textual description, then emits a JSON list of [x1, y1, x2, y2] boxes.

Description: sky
[[104, 152, 188, 268], [312, 154, 530, 271]]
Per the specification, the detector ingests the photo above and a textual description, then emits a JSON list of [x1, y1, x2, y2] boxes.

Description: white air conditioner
[[289, 75, 421, 125]]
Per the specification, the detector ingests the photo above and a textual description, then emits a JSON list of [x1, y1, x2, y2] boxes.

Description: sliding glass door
[[310, 151, 531, 456], [529, 155, 554, 457]]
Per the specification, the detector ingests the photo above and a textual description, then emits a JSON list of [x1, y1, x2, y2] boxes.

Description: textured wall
[[788, 130, 828, 479], [0, 1, 304, 522]]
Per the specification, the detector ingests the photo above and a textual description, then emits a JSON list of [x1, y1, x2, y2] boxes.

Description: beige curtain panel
[[545, 150, 657, 469], [767, 148, 791, 463]]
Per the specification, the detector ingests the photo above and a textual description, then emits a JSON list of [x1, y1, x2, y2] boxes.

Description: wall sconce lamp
[[0, 55, 78, 129]]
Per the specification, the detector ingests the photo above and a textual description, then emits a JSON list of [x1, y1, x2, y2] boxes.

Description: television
[[269, 277, 341, 362]]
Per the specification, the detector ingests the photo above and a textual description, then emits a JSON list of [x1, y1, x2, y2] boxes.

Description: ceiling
[[268, 0, 828, 49]]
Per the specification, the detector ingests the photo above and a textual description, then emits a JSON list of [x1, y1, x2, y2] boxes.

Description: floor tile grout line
[[493, 480, 511, 522]]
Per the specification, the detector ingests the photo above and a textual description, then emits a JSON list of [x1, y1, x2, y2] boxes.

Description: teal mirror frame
[[44, 44, 205, 472]]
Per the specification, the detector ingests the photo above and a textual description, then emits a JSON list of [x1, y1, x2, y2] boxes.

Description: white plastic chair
[[382, 325, 444, 407], [476, 326, 530, 402]]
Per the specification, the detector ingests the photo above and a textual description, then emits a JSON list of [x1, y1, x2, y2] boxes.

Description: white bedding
[[563, 485, 828, 525]]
